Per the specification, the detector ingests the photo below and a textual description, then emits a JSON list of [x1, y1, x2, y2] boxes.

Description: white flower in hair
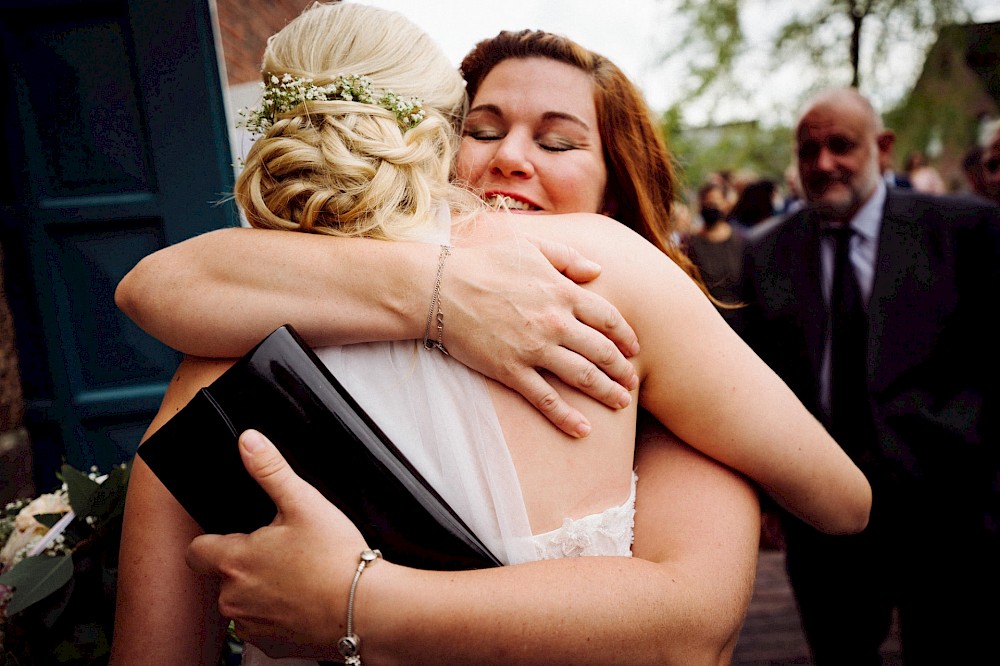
[[239, 73, 425, 136]]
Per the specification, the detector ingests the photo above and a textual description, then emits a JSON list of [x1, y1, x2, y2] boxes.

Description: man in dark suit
[[739, 88, 1000, 665], [983, 120, 1000, 206]]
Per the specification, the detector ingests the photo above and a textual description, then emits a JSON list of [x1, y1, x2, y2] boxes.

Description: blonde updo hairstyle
[[236, 2, 474, 240]]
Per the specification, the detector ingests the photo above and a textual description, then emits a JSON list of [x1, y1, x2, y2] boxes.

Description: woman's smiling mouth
[[483, 193, 542, 211]]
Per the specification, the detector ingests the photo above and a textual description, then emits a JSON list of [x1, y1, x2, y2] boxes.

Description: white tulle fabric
[[240, 208, 635, 666]]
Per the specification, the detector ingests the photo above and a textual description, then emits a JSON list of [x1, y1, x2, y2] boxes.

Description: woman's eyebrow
[[467, 103, 503, 117], [541, 111, 590, 130]]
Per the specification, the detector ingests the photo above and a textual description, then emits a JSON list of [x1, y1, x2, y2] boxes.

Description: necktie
[[827, 226, 871, 453]]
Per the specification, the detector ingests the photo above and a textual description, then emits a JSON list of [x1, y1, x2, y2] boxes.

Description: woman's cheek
[[455, 140, 486, 185], [553, 171, 603, 214]]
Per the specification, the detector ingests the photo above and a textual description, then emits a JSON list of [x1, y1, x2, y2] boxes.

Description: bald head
[[798, 88, 882, 135], [794, 88, 888, 222]]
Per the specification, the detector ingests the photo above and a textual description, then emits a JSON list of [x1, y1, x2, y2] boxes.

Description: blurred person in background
[[876, 128, 911, 189], [729, 179, 778, 230], [686, 181, 742, 328], [981, 120, 1000, 206], [904, 150, 946, 195], [780, 163, 805, 214], [961, 144, 988, 198]]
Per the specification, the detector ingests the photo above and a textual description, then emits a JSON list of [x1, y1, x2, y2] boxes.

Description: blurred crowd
[[679, 117, 1000, 311]]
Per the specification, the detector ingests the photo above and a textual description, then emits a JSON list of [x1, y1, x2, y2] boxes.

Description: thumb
[[239, 429, 320, 515], [186, 532, 238, 575], [529, 235, 602, 283]]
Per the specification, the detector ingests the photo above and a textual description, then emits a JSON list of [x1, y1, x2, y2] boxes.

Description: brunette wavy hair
[[460, 30, 708, 292]]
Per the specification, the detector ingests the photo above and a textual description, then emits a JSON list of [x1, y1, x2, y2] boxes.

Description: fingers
[[504, 370, 593, 438], [237, 430, 323, 514], [529, 236, 640, 359], [510, 303, 636, 434], [564, 295, 640, 391], [441, 237, 639, 435], [530, 286, 640, 399], [571, 287, 640, 359], [498, 365, 628, 439], [540, 345, 634, 410], [501, 340, 634, 439], [185, 431, 311, 575], [530, 235, 602, 282]]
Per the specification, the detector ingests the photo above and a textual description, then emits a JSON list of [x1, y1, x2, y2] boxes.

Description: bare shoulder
[[510, 213, 688, 280], [521, 213, 709, 311]]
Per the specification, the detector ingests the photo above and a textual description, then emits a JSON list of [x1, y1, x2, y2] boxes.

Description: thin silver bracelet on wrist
[[337, 549, 382, 666], [422, 244, 451, 355]]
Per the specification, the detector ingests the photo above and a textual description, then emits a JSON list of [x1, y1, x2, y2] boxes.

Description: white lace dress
[[241, 214, 636, 665]]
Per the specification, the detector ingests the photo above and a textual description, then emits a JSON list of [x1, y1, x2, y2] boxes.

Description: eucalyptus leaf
[[89, 477, 128, 524], [0, 554, 74, 615], [61, 465, 101, 517], [32, 512, 68, 529], [105, 461, 132, 491]]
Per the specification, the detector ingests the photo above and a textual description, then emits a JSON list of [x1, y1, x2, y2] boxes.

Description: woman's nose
[[489, 134, 535, 179]]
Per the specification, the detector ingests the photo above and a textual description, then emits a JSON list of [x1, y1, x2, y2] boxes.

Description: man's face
[[982, 131, 1000, 206], [795, 98, 884, 222]]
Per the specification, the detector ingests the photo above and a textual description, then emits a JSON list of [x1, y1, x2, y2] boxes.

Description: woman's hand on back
[[442, 233, 639, 438]]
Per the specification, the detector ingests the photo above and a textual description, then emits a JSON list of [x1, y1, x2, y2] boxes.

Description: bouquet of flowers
[[0, 462, 245, 666], [0, 463, 129, 665]]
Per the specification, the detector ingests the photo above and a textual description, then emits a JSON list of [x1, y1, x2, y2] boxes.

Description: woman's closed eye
[[537, 134, 579, 152], [465, 127, 504, 141], [464, 127, 579, 152]]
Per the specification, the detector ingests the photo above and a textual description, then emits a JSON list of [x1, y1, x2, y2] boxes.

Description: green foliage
[[885, 22, 994, 175], [664, 0, 976, 124], [674, 0, 744, 95], [663, 109, 793, 196], [0, 554, 74, 616], [62, 464, 130, 534]]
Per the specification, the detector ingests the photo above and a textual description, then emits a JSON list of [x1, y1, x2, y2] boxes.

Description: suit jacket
[[738, 189, 1000, 534]]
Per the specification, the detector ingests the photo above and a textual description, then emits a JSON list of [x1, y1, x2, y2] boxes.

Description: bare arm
[[110, 357, 236, 665], [115, 227, 639, 437], [565, 215, 871, 535], [185, 426, 760, 665]]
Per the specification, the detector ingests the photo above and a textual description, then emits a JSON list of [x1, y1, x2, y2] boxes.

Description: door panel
[[1, 0, 237, 484]]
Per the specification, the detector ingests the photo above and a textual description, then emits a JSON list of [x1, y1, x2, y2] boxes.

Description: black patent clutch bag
[[137, 324, 501, 571]]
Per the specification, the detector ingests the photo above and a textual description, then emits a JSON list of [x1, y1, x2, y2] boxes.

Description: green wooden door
[[0, 0, 237, 486]]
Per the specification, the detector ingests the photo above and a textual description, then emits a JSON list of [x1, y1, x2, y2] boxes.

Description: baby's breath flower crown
[[239, 73, 426, 137]]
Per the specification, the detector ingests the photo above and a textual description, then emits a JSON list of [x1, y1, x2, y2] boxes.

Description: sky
[[363, 0, 1000, 126]]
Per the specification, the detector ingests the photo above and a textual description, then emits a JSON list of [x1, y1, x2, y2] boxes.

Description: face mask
[[701, 206, 723, 227]]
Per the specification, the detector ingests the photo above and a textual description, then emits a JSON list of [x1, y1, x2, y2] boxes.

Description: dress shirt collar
[[849, 180, 886, 243], [817, 180, 883, 301]]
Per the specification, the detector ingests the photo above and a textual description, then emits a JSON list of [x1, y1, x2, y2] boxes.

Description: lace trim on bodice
[[526, 472, 637, 559]]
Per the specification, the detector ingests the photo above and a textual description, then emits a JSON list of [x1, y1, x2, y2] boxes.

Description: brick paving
[[731, 549, 901, 666]]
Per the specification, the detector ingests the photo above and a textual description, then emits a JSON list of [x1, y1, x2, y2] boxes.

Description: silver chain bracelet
[[337, 548, 382, 666], [422, 244, 451, 355]]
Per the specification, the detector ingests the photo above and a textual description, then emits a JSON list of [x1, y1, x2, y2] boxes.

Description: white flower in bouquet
[[0, 491, 72, 570]]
